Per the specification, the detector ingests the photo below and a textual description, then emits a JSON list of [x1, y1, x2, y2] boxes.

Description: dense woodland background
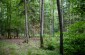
[[0, 0, 85, 55]]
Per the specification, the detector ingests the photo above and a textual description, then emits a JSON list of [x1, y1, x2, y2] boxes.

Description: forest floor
[[1, 38, 40, 47], [0, 38, 60, 55]]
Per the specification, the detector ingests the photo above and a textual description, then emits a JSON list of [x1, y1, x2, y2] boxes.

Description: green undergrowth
[[27, 47, 60, 55], [0, 41, 20, 55], [0, 40, 60, 55], [64, 21, 85, 55]]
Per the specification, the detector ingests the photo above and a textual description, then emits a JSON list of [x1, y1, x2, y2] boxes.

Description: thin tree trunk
[[50, 0, 52, 36], [52, 0, 55, 37], [24, 0, 29, 43], [40, 0, 44, 48], [50, 0, 55, 37], [56, 0, 63, 55], [6, 4, 8, 38], [7, 0, 11, 39], [0, 3, 3, 37]]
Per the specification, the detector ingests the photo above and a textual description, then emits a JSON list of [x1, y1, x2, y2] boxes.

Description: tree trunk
[[40, 0, 44, 48], [56, 0, 63, 55], [7, 0, 11, 39], [51, 0, 55, 37], [50, 0, 52, 36], [49, 0, 55, 37], [24, 0, 29, 43]]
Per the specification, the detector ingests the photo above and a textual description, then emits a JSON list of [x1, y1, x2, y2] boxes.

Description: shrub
[[44, 37, 58, 50], [64, 21, 85, 55]]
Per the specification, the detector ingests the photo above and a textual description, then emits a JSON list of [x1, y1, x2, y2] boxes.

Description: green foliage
[[0, 40, 60, 55], [27, 48, 60, 55], [0, 0, 59, 37], [0, 41, 19, 55], [68, 21, 85, 34], [64, 21, 85, 55], [44, 37, 58, 50]]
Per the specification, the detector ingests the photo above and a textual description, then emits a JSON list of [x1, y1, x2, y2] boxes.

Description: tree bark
[[56, 0, 63, 55], [7, 0, 11, 39], [40, 0, 44, 48], [52, 0, 55, 37], [24, 0, 29, 43]]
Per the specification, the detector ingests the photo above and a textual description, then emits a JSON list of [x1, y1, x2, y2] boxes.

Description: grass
[[0, 41, 19, 55], [27, 47, 60, 55], [0, 41, 28, 55], [0, 39, 60, 55]]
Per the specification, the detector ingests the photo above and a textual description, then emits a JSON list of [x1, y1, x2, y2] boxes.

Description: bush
[[64, 21, 85, 55], [44, 37, 58, 50]]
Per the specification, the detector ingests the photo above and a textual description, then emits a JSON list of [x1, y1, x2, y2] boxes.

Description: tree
[[50, 0, 55, 37], [40, 0, 44, 48], [56, 0, 63, 55], [24, 0, 29, 43]]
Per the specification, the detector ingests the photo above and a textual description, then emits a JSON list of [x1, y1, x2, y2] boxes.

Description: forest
[[0, 0, 85, 55]]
